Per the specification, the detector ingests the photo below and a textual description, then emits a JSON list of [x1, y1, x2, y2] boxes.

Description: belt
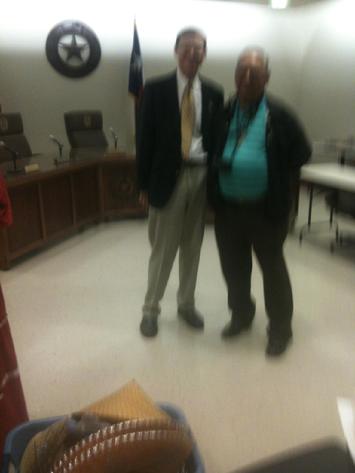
[[228, 197, 266, 208], [181, 159, 206, 168]]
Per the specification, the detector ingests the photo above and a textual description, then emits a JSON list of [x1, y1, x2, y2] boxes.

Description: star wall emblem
[[46, 21, 101, 78]]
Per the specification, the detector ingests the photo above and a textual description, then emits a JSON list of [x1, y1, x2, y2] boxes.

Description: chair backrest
[[0, 113, 32, 162], [1, 417, 62, 473], [326, 189, 355, 219], [64, 110, 108, 149]]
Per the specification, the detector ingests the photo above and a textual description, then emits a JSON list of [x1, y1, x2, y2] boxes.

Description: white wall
[[0, 0, 353, 154], [295, 0, 355, 140]]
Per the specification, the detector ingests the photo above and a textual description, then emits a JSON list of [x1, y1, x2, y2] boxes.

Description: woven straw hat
[[20, 380, 193, 473]]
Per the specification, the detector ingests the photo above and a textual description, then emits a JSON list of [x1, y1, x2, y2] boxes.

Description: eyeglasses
[[177, 42, 205, 54]]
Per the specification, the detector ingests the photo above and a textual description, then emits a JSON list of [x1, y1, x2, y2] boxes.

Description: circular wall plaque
[[46, 20, 101, 78]]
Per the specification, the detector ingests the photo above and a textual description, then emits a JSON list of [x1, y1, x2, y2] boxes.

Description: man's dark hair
[[175, 28, 207, 51]]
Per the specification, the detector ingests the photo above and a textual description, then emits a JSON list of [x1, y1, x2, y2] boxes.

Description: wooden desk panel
[[0, 151, 145, 269], [7, 183, 43, 252], [42, 175, 73, 237], [73, 167, 100, 223], [102, 158, 142, 218]]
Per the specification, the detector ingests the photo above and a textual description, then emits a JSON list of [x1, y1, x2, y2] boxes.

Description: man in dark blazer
[[137, 27, 224, 337]]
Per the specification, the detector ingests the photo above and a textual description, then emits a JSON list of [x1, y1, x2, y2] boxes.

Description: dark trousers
[[214, 201, 293, 338]]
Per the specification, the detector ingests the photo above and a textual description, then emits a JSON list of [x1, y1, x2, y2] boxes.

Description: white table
[[301, 163, 355, 191], [300, 163, 355, 229]]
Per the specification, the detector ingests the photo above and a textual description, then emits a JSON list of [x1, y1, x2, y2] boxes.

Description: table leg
[[307, 184, 314, 229]]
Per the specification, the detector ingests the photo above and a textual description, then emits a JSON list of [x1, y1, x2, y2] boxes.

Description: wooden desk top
[[0, 149, 136, 187]]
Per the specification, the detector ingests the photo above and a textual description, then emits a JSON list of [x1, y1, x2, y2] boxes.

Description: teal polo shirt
[[219, 97, 268, 201]]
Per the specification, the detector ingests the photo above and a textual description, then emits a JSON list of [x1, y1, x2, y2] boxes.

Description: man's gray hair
[[237, 46, 270, 72]]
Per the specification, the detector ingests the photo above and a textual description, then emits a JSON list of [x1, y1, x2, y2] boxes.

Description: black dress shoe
[[221, 319, 253, 339], [178, 309, 204, 329], [140, 316, 158, 337], [266, 335, 292, 357]]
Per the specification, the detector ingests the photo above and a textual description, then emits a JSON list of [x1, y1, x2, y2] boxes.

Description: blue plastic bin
[[1, 416, 62, 473], [1, 403, 205, 473], [159, 403, 205, 473]]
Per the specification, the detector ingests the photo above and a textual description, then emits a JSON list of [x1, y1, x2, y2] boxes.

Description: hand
[[139, 191, 149, 211]]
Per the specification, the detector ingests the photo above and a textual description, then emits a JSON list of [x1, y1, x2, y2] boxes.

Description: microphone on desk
[[339, 150, 346, 166], [49, 134, 64, 157], [0, 141, 20, 157], [109, 127, 118, 150], [0, 140, 21, 173]]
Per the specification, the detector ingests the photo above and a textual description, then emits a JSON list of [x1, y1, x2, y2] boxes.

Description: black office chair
[[0, 113, 32, 162], [326, 189, 355, 251], [64, 110, 108, 149], [231, 439, 354, 473]]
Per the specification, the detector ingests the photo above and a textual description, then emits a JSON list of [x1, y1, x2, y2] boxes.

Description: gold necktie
[[181, 82, 195, 160]]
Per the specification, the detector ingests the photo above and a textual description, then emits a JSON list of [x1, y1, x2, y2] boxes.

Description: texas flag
[[128, 22, 143, 103]]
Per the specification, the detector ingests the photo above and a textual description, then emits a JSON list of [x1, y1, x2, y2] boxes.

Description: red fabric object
[[0, 172, 13, 227], [0, 285, 28, 455], [0, 174, 27, 454]]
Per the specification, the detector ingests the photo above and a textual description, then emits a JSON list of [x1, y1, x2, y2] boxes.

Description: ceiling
[[207, 0, 328, 7]]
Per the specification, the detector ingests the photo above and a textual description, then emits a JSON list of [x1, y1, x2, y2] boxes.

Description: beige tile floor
[[1, 190, 355, 473]]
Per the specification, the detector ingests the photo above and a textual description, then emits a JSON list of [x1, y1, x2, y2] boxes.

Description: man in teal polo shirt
[[211, 47, 311, 356]]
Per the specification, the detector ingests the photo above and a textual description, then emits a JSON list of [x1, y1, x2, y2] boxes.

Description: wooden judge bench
[[0, 150, 145, 269]]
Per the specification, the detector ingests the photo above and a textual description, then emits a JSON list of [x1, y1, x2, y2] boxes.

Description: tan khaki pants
[[142, 166, 207, 318]]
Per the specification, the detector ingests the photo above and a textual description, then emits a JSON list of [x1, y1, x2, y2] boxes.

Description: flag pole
[[128, 19, 144, 144]]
